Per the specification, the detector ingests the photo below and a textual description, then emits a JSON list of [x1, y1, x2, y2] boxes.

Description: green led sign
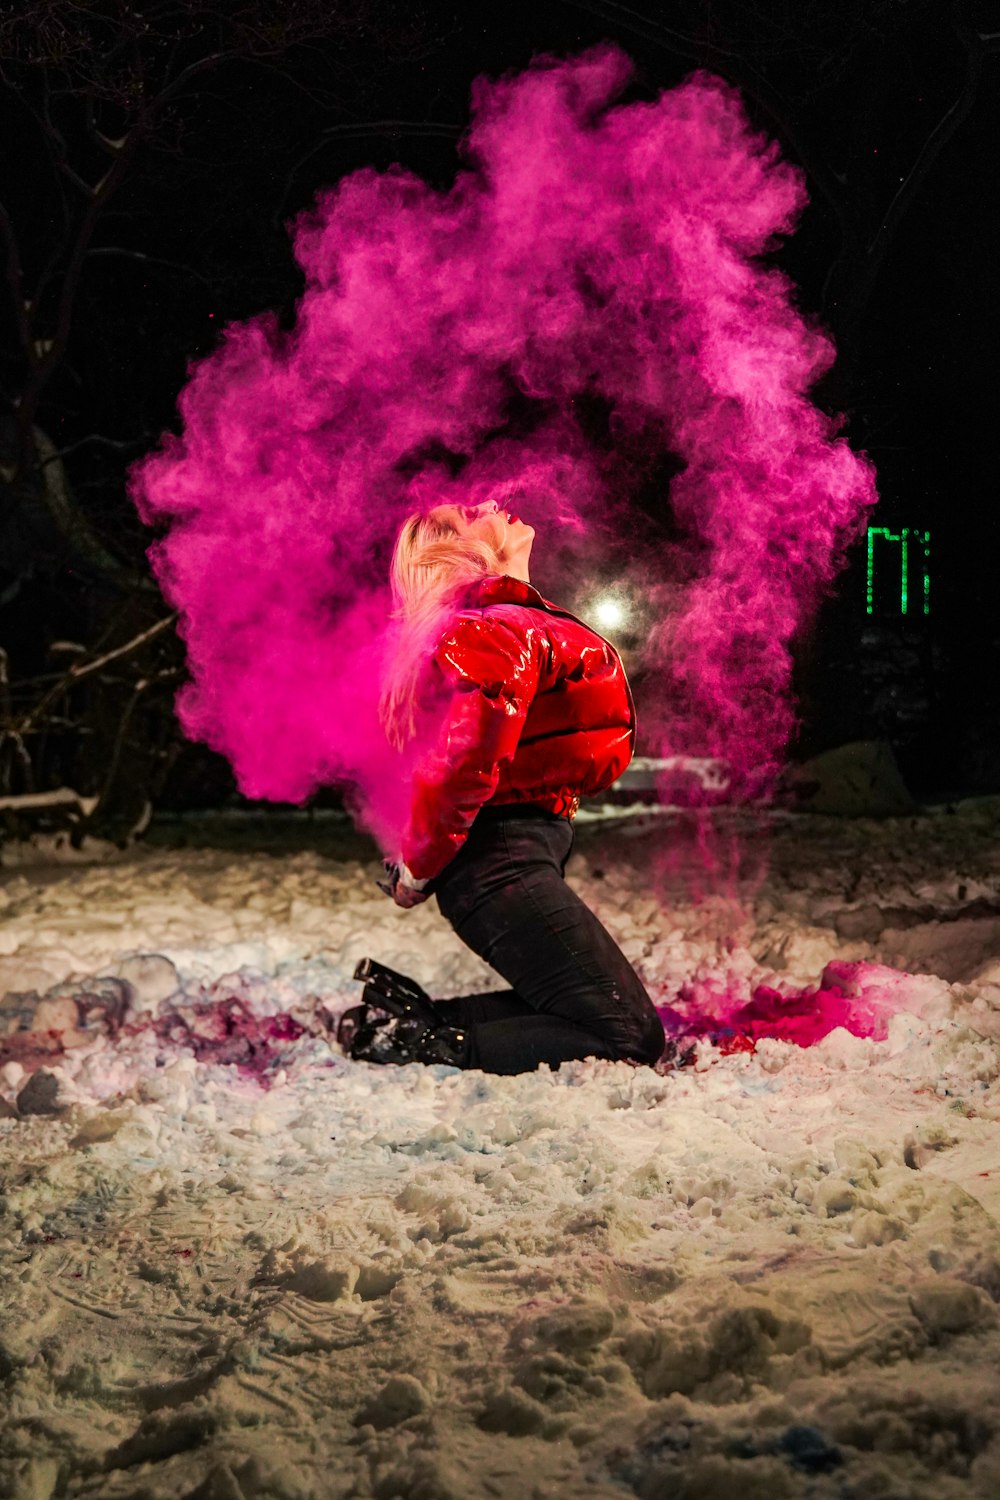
[[866, 526, 930, 616]]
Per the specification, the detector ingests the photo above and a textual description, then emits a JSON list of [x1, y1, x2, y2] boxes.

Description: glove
[[377, 859, 431, 908]]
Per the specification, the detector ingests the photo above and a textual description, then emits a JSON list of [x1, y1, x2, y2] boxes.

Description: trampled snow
[[1, 803, 999, 1499]]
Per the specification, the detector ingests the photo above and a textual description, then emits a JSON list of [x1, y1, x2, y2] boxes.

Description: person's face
[[452, 498, 534, 575]]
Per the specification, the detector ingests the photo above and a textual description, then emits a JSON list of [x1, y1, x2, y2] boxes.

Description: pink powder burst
[[130, 47, 876, 847], [655, 960, 924, 1061]]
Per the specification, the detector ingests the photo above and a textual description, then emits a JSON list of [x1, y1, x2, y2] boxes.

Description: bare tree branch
[[39, 66, 95, 199], [9, 126, 145, 481], [89, 678, 147, 823], [0, 198, 32, 361], [273, 118, 462, 224], [13, 613, 179, 738], [38, 430, 155, 468], [0, 4, 384, 482], [0, 786, 98, 816], [865, 10, 988, 270], [84, 92, 126, 157], [86, 244, 216, 290], [0, 1, 449, 829]]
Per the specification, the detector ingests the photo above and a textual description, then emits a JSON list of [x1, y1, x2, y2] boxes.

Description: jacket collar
[[466, 574, 555, 611]]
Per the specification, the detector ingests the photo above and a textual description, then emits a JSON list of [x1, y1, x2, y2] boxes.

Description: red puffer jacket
[[401, 574, 635, 882]]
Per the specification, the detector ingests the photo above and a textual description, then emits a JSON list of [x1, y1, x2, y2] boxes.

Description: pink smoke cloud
[[131, 46, 876, 846]]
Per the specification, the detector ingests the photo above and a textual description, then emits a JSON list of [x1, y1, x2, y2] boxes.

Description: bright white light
[[592, 597, 626, 631]]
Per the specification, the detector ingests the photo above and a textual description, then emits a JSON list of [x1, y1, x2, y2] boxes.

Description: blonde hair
[[379, 502, 510, 749]]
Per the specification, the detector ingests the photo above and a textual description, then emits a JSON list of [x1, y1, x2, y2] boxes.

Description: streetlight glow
[[592, 597, 627, 631]]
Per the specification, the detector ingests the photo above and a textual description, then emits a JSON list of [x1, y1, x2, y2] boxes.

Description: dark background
[[1, 0, 997, 836]]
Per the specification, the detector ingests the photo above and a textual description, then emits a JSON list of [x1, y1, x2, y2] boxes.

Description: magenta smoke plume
[[131, 47, 876, 843]]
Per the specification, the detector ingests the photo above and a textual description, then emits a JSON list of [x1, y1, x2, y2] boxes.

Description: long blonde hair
[[379, 502, 510, 749]]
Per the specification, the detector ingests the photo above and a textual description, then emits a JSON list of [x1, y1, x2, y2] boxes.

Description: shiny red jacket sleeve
[[400, 612, 541, 882]]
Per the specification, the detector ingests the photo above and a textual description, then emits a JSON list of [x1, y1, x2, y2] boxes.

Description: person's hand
[[376, 859, 430, 908], [392, 881, 429, 909]]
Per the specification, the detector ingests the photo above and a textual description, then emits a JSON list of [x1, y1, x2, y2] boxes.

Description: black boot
[[339, 959, 469, 1066], [352, 957, 438, 1025], [337, 1004, 468, 1067]]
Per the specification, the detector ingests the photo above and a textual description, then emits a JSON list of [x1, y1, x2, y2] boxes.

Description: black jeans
[[433, 807, 665, 1075]]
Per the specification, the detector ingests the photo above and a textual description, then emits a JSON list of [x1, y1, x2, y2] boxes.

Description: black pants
[[433, 807, 665, 1075]]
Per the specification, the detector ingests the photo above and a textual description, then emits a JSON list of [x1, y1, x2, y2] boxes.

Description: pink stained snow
[[0, 960, 908, 1084], [130, 47, 876, 846], [657, 960, 919, 1056]]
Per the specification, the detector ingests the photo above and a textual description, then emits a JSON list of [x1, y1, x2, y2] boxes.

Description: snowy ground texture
[[1, 802, 999, 1500]]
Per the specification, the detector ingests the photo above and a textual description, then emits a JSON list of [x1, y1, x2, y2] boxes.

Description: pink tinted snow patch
[[656, 960, 916, 1051], [130, 47, 876, 847], [0, 995, 323, 1088], [151, 996, 309, 1082]]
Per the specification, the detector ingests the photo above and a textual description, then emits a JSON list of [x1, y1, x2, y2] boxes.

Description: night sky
[[1, 0, 997, 811]]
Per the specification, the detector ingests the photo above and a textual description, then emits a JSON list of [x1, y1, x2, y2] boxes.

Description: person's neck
[[503, 561, 531, 583]]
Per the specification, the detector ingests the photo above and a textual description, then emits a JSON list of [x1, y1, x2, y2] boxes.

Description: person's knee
[[608, 1001, 664, 1067], [642, 1014, 666, 1064], [628, 1006, 666, 1066]]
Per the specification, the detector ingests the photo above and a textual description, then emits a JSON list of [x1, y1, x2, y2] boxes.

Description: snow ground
[[1, 802, 999, 1500]]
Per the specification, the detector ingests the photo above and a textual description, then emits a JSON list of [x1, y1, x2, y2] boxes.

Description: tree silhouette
[[0, 0, 449, 832]]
